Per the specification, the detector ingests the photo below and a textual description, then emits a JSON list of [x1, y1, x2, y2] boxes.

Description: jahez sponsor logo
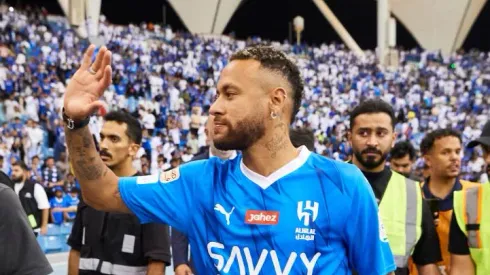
[[245, 210, 279, 225]]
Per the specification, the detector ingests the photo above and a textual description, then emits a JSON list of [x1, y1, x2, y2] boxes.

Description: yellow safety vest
[[454, 184, 490, 274], [409, 180, 479, 275], [379, 171, 423, 268]]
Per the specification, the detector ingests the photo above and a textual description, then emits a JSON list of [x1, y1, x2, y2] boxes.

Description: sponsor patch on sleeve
[[160, 168, 180, 184], [136, 174, 159, 185]]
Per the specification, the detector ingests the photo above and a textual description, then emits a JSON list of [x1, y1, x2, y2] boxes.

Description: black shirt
[[448, 211, 471, 255], [0, 181, 53, 275], [361, 167, 442, 275], [68, 173, 171, 270]]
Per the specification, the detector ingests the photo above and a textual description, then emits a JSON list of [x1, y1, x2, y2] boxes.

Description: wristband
[[62, 108, 90, 130]]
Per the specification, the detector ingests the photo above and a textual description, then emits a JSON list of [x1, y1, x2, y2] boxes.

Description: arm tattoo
[[66, 127, 108, 181]]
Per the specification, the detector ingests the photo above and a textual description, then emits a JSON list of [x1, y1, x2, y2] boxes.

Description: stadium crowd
[[0, 5, 489, 225]]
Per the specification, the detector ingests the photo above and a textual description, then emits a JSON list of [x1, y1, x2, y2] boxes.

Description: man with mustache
[[67, 111, 171, 275], [407, 129, 479, 275], [61, 45, 396, 274], [348, 99, 441, 275], [449, 120, 490, 274]]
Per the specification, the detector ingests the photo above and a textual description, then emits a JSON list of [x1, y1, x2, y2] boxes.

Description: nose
[[366, 134, 379, 147], [99, 137, 110, 152], [450, 151, 460, 161], [209, 96, 225, 117]]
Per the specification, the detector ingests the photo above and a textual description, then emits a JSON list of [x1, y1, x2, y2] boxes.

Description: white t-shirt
[[14, 182, 50, 210]]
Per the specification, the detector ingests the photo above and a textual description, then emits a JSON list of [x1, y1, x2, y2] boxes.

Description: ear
[[423, 154, 431, 168], [347, 131, 352, 144], [269, 87, 288, 115], [391, 132, 397, 148], [128, 143, 140, 157]]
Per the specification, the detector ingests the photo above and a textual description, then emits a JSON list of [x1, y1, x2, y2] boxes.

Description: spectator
[[49, 186, 66, 224], [389, 141, 417, 179], [11, 160, 50, 235]]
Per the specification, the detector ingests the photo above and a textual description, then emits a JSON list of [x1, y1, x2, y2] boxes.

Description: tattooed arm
[[66, 126, 130, 213]]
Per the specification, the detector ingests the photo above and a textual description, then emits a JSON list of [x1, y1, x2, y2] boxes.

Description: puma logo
[[214, 204, 235, 226]]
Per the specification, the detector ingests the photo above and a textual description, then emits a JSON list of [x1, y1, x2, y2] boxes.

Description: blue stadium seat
[[60, 222, 73, 235], [61, 234, 71, 252], [46, 223, 62, 235], [38, 235, 63, 253]]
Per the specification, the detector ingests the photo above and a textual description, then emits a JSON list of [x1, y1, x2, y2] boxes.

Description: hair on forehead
[[350, 99, 396, 130], [230, 45, 304, 123], [420, 128, 462, 155], [390, 141, 416, 161], [104, 111, 143, 145]]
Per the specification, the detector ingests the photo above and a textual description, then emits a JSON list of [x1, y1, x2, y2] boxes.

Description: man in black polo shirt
[[68, 111, 171, 274], [0, 171, 53, 275]]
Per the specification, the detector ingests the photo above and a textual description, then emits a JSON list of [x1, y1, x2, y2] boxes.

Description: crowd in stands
[[0, 6, 489, 225]]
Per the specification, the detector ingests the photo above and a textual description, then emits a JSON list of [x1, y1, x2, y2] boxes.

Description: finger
[[95, 50, 112, 80], [81, 44, 96, 71], [91, 46, 107, 73], [95, 65, 112, 96]]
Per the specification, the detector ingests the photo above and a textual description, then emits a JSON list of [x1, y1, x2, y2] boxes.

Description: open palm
[[63, 44, 113, 120]]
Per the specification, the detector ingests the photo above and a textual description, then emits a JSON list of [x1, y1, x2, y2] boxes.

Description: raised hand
[[63, 44, 112, 120]]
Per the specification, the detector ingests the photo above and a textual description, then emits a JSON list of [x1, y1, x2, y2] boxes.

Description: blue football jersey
[[119, 146, 396, 274]]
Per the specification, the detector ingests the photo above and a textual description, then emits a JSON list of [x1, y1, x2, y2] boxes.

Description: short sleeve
[[343, 168, 396, 275], [67, 200, 86, 251], [33, 183, 50, 209], [141, 223, 171, 265], [119, 160, 207, 234], [411, 201, 442, 265]]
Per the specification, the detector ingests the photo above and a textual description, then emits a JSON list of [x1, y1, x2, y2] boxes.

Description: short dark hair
[[420, 128, 462, 155], [349, 99, 396, 130], [230, 45, 304, 123], [390, 141, 416, 161], [104, 111, 143, 144], [290, 128, 315, 151], [12, 161, 28, 171]]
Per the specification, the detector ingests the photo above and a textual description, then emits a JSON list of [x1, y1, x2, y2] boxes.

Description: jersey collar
[[239, 146, 311, 190]]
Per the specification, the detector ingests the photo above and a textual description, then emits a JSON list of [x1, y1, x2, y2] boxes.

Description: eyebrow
[[100, 133, 121, 139], [219, 83, 241, 92], [357, 127, 390, 132]]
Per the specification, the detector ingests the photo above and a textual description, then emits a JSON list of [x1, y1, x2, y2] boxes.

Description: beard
[[213, 112, 266, 151], [353, 147, 389, 170], [11, 175, 24, 183]]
